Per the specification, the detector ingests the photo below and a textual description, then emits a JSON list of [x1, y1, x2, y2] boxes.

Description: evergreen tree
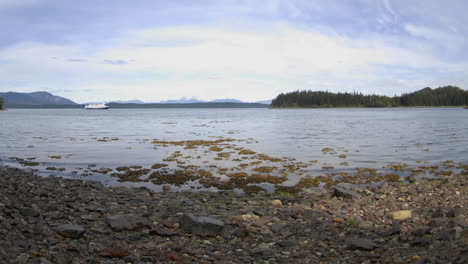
[[271, 86, 468, 108]]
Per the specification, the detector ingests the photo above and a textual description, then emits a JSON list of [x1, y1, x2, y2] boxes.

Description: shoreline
[[269, 106, 468, 109], [0, 165, 466, 263]]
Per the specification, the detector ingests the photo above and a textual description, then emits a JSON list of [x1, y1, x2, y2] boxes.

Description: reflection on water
[[1, 108, 467, 191]]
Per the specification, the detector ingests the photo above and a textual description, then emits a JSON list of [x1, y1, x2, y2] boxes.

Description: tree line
[[271, 86, 468, 108], [0, 97, 3, 109]]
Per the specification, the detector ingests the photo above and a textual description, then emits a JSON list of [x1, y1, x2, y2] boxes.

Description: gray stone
[[410, 238, 431, 247], [388, 221, 401, 236], [179, 214, 224, 236], [108, 214, 150, 231], [19, 207, 40, 217], [277, 240, 298, 247], [271, 223, 285, 233], [345, 237, 378, 251], [55, 224, 85, 238], [332, 187, 361, 199]]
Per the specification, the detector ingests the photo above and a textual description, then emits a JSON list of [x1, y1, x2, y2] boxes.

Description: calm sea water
[[1, 108, 467, 190]]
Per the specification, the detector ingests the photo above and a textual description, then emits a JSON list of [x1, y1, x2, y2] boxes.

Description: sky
[[0, 0, 467, 103]]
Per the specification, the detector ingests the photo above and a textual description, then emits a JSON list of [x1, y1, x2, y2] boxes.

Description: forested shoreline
[[271, 86, 468, 108]]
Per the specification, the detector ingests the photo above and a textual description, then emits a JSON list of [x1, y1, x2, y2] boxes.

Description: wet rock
[[98, 247, 130, 258], [55, 224, 85, 238], [406, 175, 417, 183], [345, 237, 378, 251], [162, 185, 171, 192], [107, 214, 151, 231], [389, 210, 412, 221], [179, 214, 224, 236], [332, 186, 361, 199]]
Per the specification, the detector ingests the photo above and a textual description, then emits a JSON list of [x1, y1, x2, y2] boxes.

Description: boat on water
[[465, 106, 468, 109], [84, 103, 109, 110]]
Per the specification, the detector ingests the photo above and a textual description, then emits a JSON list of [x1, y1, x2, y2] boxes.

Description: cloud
[[1, 1, 468, 102], [404, 24, 466, 52], [67, 58, 87, 62], [0, 0, 40, 8], [103, 59, 129, 65]]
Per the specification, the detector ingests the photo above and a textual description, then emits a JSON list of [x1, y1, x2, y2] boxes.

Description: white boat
[[84, 103, 109, 110]]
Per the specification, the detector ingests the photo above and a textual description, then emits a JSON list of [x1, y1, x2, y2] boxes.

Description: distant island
[[271, 86, 468, 108], [0, 91, 269, 109]]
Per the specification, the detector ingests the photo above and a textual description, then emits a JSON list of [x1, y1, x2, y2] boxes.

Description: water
[[1, 108, 467, 191]]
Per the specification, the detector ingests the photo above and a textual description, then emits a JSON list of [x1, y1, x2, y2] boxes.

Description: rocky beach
[[0, 165, 466, 263]]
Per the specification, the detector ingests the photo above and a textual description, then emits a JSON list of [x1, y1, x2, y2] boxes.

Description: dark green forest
[[271, 86, 468, 108], [0, 97, 3, 109]]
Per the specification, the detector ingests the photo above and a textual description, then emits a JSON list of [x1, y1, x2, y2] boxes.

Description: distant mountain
[[254, 100, 272, 104], [111, 100, 145, 104], [156, 98, 265, 104], [210, 98, 243, 103], [0, 91, 77, 107], [158, 97, 204, 104]]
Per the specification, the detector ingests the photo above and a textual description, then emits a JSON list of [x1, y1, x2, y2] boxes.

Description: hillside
[[0, 91, 77, 107], [271, 86, 468, 108]]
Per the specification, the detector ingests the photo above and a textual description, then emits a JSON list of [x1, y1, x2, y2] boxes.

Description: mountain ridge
[[0, 91, 77, 107]]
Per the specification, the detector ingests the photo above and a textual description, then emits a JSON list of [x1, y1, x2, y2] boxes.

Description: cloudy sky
[[0, 0, 467, 103]]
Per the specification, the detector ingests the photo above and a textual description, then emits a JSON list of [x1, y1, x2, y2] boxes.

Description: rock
[[428, 218, 445, 227], [107, 214, 150, 231], [277, 240, 298, 247], [390, 221, 401, 235], [179, 214, 224, 236], [241, 214, 259, 222], [431, 208, 444, 218], [19, 207, 40, 217], [359, 221, 373, 229], [410, 238, 431, 247], [150, 227, 177, 237], [252, 243, 274, 256], [345, 237, 378, 251], [446, 206, 462, 218], [332, 186, 361, 199], [389, 210, 412, 221], [271, 223, 285, 233], [406, 175, 417, 183], [270, 199, 282, 207], [98, 247, 130, 258], [333, 217, 345, 223], [162, 185, 171, 192], [413, 227, 431, 237], [55, 224, 85, 239], [166, 251, 182, 261], [450, 226, 463, 240]]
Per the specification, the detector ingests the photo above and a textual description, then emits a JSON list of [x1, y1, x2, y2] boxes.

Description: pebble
[[389, 210, 412, 221]]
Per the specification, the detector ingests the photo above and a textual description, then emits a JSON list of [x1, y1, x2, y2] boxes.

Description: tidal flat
[[5, 136, 468, 195]]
